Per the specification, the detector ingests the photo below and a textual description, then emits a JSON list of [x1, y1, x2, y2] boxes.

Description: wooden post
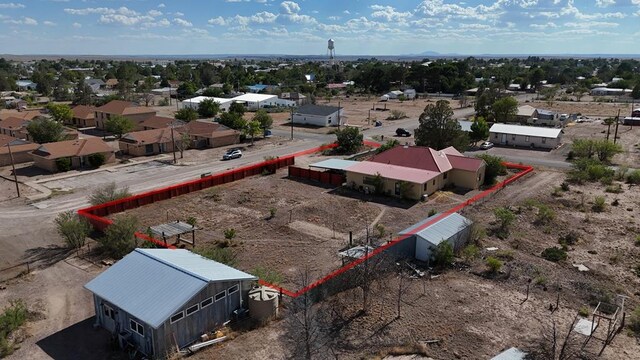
[[6, 142, 20, 198]]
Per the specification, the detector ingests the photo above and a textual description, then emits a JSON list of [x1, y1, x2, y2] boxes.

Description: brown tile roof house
[[31, 138, 115, 172], [0, 116, 31, 139], [71, 105, 96, 127], [94, 100, 157, 131], [137, 116, 183, 131], [345, 145, 486, 200], [177, 121, 240, 149], [119, 128, 175, 156], [0, 110, 42, 121], [105, 78, 119, 88], [0, 134, 39, 166]]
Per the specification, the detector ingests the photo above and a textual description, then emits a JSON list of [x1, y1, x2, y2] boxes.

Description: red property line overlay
[[77, 141, 532, 299]]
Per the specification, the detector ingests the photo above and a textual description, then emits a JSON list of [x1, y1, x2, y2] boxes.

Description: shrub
[[578, 306, 590, 317], [334, 126, 363, 154], [635, 235, 640, 247], [605, 184, 623, 193], [375, 223, 386, 238], [476, 154, 507, 185], [55, 157, 72, 172], [387, 110, 406, 120], [494, 207, 515, 238], [535, 204, 555, 225], [627, 170, 640, 185], [560, 182, 570, 191], [592, 196, 606, 212], [89, 182, 131, 205], [461, 244, 480, 262], [541, 247, 567, 262], [186, 216, 197, 226], [486, 256, 503, 274], [55, 211, 91, 248], [269, 207, 277, 219], [0, 299, 28, 357], [551, 187, 562, 197], [101, 215, 138, 259], [376, 139, 400, 154], [428, 209, 438, 217], [432, 242, 454, 268], [534, 276, 547, 285], [223, 228, 236, 240], [629, 306, 640, 335], [87, 153, 106, 168], [252, 266, 284, 285], [559, 231, 580, 246]]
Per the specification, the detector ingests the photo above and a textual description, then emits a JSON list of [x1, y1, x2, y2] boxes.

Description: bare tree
[[174, 131, 191, 159], [526, 316, 589, 360]]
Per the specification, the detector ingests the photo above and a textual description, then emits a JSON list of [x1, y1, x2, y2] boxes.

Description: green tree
[[491, 96, 518, 123], [229, 102, 246, 115], [88, 153, 106, 168], [415, 100, 468, 151], [494, 207, 515, 238], [175, 107, 198, 122], [26, 117, 64, 143], [631, 83, 640, 100], [594, 140, 622, 163], [202, 87, 224, 97], [197, 98, 220, 118], [55, 157, 72, 172], [252, 109, 273, 132], [46, 103, 73, 124], [219, 111, 247, 130], [476, 154, 507, 185], [177, 81, 197, 98], [104, 114, 135, 138], [432, 242, 454, 267], [245, 120, 261, 145], [101, 215, 138, 258], [55, 211, 91, 249], [334, 126, 363, 154], [89, 182, 131, 205], [470, 117, 489, 144], [376, 139, 400, 154], [73, 82, 93, 105]]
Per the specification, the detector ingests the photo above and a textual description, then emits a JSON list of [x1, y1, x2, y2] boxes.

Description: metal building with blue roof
[[400, 213, 473, 262], [84, 248, 257, 356]]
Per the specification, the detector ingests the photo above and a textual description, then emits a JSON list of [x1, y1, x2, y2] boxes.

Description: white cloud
[[99, 14, 153, 26], [43, 20, 56, 26], [174, 12, 184, 17], [280, 1, 300, 15], [564, 21, 619, 28], [370, 5, 413, 22], [0, 3, 24, 9], [343, 10, 350, 14], [256, 0, 267, 3], [157, 3, 165, 8], [4, 16, 37, 25], [251, 11, 277, 23], [207, 16, 227, 26], [529, 22, 558, 29], [64, 7, 139, 16], [173, 18, 192, 27], [327, 16, 340, 21], [72, 22, 81, 28], [595, 0, 615, 7], [148, 10, 162, 17]]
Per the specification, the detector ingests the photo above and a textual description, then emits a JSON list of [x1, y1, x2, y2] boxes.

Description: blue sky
[[0, 1, 639, 55]]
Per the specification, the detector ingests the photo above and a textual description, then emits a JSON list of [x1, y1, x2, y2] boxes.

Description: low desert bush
[[592, 196, 607, 212], [541, 247, 567, 262], [486, 257, 503, 274]]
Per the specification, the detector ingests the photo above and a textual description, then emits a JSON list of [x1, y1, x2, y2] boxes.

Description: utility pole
[[290, 107, 294, 140], [170, 125, 177, 164], [7, 142, 20, 197], [337, 101, 341, 128], [613, 109, 620, 144]]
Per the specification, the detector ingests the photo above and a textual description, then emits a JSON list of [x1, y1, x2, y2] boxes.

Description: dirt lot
[[200, 170, 640, 359], [561, 120, 640, 166], [528, 100, 634, 119], [109, 157, 475, 289]]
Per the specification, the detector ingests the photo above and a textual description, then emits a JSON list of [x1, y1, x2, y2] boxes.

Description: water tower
[[327, 38, 335, 65]]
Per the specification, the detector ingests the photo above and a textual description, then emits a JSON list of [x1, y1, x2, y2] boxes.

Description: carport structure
[[149, 221, 198, 247]]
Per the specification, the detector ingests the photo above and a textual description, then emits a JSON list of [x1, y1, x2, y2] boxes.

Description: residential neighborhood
[[0, 25, 640, 360]]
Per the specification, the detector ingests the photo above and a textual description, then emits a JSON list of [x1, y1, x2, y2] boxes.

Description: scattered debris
[[572, 263, 589, 272], [486, 247, 499, 251]]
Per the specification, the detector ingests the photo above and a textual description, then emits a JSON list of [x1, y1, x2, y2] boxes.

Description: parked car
[[396, 128, 411, 137], [223, 148, 242, 160], [480, 141, 494, 150]]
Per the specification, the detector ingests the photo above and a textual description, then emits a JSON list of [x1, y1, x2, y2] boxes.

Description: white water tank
[[248, 286, 279, 322]]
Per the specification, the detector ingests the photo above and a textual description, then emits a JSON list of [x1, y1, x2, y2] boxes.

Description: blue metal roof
[[309, 158, 359, 171], [491, 347, 527, 360], [400, 213, 472, 246], [84, 249, 256, 329]]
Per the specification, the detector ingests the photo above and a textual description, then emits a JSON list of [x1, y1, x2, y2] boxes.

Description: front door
[[501, 133, 507, 144], [102, 304, 116, 333]]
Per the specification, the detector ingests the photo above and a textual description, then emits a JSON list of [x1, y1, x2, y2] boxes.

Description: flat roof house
[[178, 120, 240, 149], [516, 105, 537, 123], [292, 104, 343, 127], [182, 96, 234, 113], [84, 249, 257, 357], [119, 128, 175, 157], [70, 105, 96, 128], [490, 123, 562, 149], [345, 146, 485, 200], [31, 138, 115, 172], [94, 100, 157, 131], [528, 109, 559, 127]]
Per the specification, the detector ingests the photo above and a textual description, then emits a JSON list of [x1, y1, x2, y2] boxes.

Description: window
[[228, 285, 239, 295], [525, 136, 530, 142], [512, 135, 516, 141], [443, 172, 448, 180], [215, 291, 226, 302], [432, 180, 436, 186], [424, 183, 427, 191], [186, 304, 199, 316], [145, 144, 154, 154], [103, 305, 115, 320], [130, 319, 144, 336], [201, 297, 213, 309], [494, 133, 498, 139], [542, 138, 546, 144], [170, 311, 184, 324], [363, 176, 377, 186]]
